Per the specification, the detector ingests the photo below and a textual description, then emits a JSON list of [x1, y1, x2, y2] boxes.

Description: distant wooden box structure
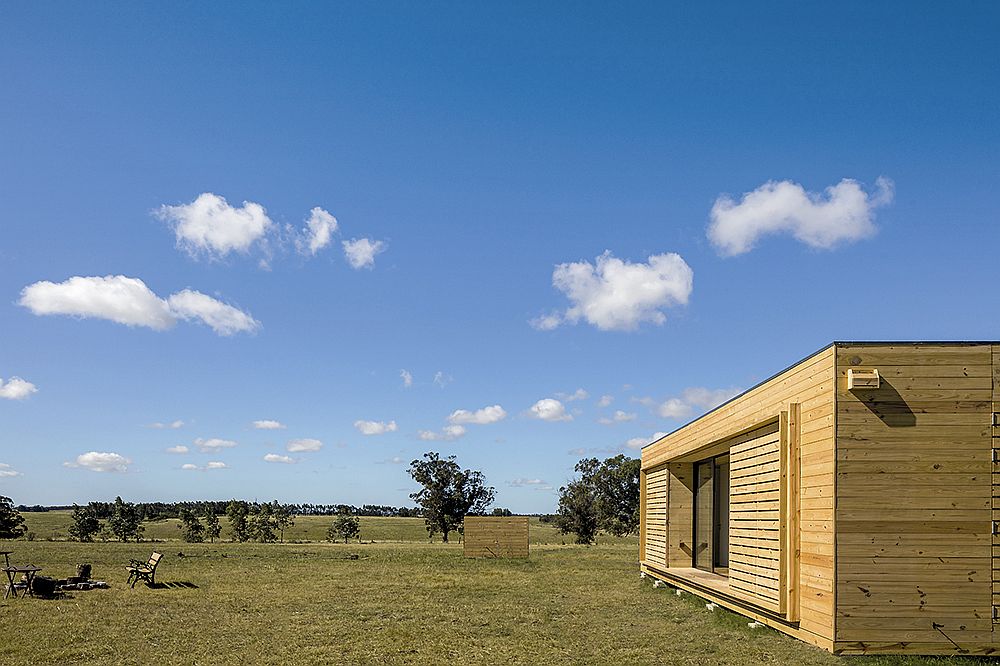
[[640, 342, 1000, 656], [463, 516, 529, 558]]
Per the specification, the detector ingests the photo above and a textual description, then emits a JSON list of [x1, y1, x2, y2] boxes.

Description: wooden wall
[[834, 343, 996, 655], [642, 465, 669, 568], [641, 344, 837, 649], [463, 516, 529, 558]]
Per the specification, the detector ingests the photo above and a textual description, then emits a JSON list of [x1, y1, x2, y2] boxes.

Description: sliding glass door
[[693, 454, 730, 573]]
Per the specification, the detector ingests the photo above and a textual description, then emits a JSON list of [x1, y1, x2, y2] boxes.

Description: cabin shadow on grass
[[147, 581, 199, 590]]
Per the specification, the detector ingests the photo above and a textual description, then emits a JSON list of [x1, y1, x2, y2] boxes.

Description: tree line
[[20, 500, 423, 520]]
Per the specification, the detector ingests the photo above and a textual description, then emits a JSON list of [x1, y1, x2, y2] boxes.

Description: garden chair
[[126, 552, 162, 589]]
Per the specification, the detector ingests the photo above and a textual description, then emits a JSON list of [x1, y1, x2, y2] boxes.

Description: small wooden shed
[[640, 342, 1000, 655], [463, 516, 529, 558]]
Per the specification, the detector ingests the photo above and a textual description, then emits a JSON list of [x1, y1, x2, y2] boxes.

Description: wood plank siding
[[641, 344, 836, 650], [463, 516, 529, 558], [833, 344, 996, 655]]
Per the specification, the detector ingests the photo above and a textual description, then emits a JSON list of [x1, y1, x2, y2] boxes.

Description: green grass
[[0, 515, 994, 665]]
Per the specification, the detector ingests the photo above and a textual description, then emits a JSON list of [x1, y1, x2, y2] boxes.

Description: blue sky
[[1, 3, 998, 512]]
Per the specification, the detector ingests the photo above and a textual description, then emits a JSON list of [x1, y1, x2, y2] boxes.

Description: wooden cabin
[[639, 342, 1000, 655]]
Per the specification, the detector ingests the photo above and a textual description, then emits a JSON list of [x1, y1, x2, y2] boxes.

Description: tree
[[248, 502, 276, 543], [179, 508, 205, 543], [555, 477, 599, 544], [68, 503, 101, 542], [408, 452, 494, 543], [273, 502, 295, 543], [555, 455, 640, 544], [107, 496, 144, 542], [226, 500, 250, 542], [0, 496, 27, 540], [328, 511, 360, 544], [204, 510, 222, 543]]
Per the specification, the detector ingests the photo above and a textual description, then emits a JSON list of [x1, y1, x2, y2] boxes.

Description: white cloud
[[0, 377, 37, 400], [0, 463, 21, 478], [149, 420, 185, 429], [19, 275, 258, 336], [167, 290, 260, 336], [20, 275, 176, 330], [66, 451, 131, 473], [156, 192, 273, 259], [400, 369, 413, 388], [681, 387, 742, 410], [708, 177, 894, 256], [447, 405, 507, 426], [597, 395, 614, 408], [253, 420, 286, 430], [287, 438, 323, 452], [598, 410, 636, 425], [418, 424, 466, 441], [194, 437, 238, 452], [165, 445, 189, 454], [181, 463, 199, 471], [297, 207, 339, 256], [556, 388, 589, 402], [264, 453, 296, 464], [342, 238, 386, 269], [536, 251, 693, 332], [354, 420, 398, 436], [625, 431, 669, 450], [507, 478, 548, 488], [657, 398, 692, 419], [205, 461, 227, 470], [433, 371, 452, 388], [529, 312, 561, 331], [529, 398, 572, 422]]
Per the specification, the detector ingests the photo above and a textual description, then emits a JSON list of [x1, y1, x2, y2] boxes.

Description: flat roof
[[641, 340, 999, 451]]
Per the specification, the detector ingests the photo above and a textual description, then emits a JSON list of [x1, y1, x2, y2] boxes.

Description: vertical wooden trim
[[663, 465, 670, 567], [830, 346, 839, 641], [639, 469, 647, 563], [779, 410, 789, 614], [787, 402, 801, 623]]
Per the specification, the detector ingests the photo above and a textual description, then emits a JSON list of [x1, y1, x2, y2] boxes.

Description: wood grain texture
[[463, 516, 529, 558]]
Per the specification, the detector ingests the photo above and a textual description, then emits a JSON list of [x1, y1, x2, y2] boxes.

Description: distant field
[[2, 516, 989, 665], [19, 512, 633, 545]]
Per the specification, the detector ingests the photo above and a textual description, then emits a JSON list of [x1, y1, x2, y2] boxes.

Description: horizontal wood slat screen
[[463, 516, 529, 558]]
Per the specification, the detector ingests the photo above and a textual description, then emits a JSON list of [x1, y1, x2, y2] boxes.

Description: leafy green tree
[[0, 496, 27, 540], [226, 500, 250, 542], [408, 452, 495, 543], [273, 501, 295, 543], [555, 455, 640, 544], [248, 502, 277, 543], [178, 508, 205, 543], [107, 496, 144, 542], [555, 477, 599, 544], [204, 510, 222, 543], [68, 503, 101, 542], [328, 511, 360, 543]]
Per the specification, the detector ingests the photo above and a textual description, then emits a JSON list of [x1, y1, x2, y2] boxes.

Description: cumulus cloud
[[342, 238, 386, 269], [0, 377, 37, 400], [167, 289, 260, 336], [181, 463, 199, 471], [65, 451, 131, 473], [556, 388, 589, 402], [625, 431, 669, 450], [447, 405, 507, 426], [708, 177, 894, 256], [599, 410, 637, 425], [19, 275, 258, 336], [264, 453, 296, 464], [418, 424, 466, 441], [156, 192, 273, 259], [534, 251, 693, 332], [0, 463, 22, 478], [149, 420, 184, 429], [165, 445, 189, 454], [529, 398, 572, 422], [194, 438, 238, 452], [205, 461, 227, 470], [400, 369, 413, 388], [596, 395, 614, 408], [287, 438, 323, 452], [354, 420, 398, 436], [507, 478, 550, 489], [433, 371, 452, 389], [297, 207, 339, 256], [639, 386, 743, 420], [253, 420, 286, 430]]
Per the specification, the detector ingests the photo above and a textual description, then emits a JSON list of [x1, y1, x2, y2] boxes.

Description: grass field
[[0, 514, 994, 665]]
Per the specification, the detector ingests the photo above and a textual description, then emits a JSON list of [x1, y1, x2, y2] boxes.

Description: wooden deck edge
[[640, 563, 835, 653]]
